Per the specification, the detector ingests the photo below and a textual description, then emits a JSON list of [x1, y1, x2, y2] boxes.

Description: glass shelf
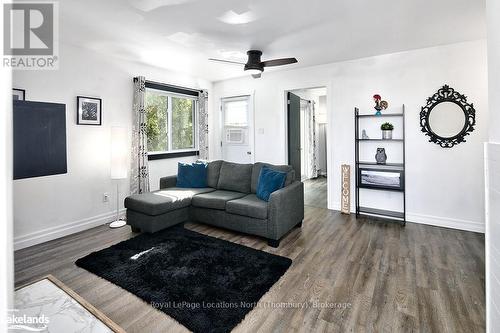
[[357, 161, 404, 168], [358, 207, 405, 219], [356, 113, 404, 118], [357, 138, 403, 142]]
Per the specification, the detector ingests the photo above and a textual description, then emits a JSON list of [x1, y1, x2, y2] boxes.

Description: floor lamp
[[109, 127, 127, 228]]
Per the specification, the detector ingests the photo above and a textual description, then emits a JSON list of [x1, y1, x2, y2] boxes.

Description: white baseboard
[[13, 204, 484, 251], [14, 209, 126, 251], [331, 202, 351, 212], [330, 202, 484, 233], [406, 212, 484, 233]]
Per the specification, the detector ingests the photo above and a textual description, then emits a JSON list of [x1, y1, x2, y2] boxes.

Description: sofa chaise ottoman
[[124, 161, 304, 247]]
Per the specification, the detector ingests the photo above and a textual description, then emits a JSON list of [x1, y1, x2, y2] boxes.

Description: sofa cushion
[[125, 187, 215, 216], [226, 194, 268, 219], [206, 160, 223, 188], [251, 162, 295, 193], [217, 161, 253, 193], [191, 190, 246, 210], [177, 162, 208, 188]]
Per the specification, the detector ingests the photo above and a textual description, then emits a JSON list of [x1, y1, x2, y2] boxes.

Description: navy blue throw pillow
[[256, 167, 287, 202], [176, 162, 208, 188]]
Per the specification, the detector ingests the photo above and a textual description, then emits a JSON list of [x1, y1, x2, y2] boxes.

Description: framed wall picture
[[77, 96, 102, 125], [358, 168, 404, 191], [13, 89, 25, 101]]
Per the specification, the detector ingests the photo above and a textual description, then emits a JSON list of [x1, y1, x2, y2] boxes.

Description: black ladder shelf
[[354, 106, 406, 225]]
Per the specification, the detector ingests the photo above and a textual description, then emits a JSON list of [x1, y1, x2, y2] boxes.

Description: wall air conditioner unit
[[226, 128, 245, 144]]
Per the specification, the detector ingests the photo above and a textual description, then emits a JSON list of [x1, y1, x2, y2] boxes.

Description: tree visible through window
[[172, 97, 194, 150], [145, 89, 196, 153], [145, 91, 168, 152]]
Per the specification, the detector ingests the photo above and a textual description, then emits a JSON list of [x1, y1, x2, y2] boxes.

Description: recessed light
[[218, 10, 256, 25], [245, 68, 262, 75]]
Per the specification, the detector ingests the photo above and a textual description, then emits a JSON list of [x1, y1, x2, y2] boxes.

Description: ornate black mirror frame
[[420, 85, 476, 148]]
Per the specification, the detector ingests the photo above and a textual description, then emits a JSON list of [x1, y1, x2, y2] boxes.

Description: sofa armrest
[[160, 175, 177, 189], [267, 181, 304, 240]]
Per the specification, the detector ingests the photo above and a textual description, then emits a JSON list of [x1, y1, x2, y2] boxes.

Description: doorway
[[287, 87, 328, 208], [220, 95, 254, 163]]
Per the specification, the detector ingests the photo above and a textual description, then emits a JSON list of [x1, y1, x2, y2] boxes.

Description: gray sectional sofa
[[124, 161, 304, 247]]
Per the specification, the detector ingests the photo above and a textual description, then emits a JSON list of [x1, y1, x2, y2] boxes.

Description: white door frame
[[283, 85, 331, 208], [220, 94, 255, 163]]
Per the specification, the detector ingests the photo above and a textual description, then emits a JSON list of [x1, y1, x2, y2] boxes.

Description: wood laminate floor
[[14, 207, 485, 333], [304, 177, 328, 209]]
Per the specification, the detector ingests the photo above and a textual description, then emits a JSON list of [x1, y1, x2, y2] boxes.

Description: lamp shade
[[110, 127, 128, 179]]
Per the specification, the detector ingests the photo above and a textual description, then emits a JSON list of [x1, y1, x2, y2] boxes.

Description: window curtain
[[131, 76, 150, 194], [308, 101, 318, 178], [198, 90, 209, 160], [300, 99, 318, 179]]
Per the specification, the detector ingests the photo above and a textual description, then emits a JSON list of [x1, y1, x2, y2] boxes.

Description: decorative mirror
[[420, 85, 475, 148]]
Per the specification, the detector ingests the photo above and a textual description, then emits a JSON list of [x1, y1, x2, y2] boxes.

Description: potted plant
[[381, 122, 394, 139]]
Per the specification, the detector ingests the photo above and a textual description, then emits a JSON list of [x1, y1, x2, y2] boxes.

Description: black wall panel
[[13, 100, 67, 180]]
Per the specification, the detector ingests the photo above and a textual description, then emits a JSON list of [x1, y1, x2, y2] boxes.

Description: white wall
[[12, 43, 211, 250], [317, 95, 327, 124], [486, 0, 500, 330], [212, 40, 488, 232], [0, 7, 14, 324], [317, 95, 328, 175], [149, 156, 197, 192]]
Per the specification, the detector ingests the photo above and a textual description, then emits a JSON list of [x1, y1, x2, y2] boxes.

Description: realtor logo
[[3, 1, 58, 69]]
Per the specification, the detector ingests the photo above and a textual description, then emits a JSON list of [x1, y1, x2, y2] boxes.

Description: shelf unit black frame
[[354, 106, 406, 224]]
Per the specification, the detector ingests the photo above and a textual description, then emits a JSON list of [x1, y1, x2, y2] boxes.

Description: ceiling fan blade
[[208, 58, 245, 66], [261, 57, 297, 67], [251, 73, 261, 79]]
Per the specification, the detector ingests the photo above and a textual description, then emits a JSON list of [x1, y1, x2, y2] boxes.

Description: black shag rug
[[76, 225, 291, 333]]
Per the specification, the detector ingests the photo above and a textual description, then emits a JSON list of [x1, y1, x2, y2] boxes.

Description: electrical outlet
[[103, 193, 109, 202]]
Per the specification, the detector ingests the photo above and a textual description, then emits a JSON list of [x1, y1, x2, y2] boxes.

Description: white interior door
[[221, 96, 254, 163]]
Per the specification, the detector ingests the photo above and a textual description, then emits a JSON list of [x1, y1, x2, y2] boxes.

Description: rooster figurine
[[373, 94, 388, 116]]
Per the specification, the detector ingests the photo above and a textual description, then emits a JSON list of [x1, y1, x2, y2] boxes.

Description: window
[[145, 85, 198, 158], [221, 96, 251, 148], [145, 90, 168, 152], [223, 99, 248, 127], [171, 97, 195, 150]]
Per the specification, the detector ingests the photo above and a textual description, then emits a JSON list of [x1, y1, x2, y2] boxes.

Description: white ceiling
[[60, 0, 486, 82]]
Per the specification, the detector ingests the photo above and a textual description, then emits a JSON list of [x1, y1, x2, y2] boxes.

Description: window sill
[[148, 150, 199, 161]]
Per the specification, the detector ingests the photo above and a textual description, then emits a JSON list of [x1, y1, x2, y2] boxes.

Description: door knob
[[247, 151, 252, 155]]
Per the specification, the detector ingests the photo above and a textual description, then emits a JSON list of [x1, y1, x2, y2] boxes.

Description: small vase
[[382, 130, 392, 140]]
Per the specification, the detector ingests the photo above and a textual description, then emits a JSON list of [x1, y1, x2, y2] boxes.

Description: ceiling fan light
[[245, 68, 262, 75]]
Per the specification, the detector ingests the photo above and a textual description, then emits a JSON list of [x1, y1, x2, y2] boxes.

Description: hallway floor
[[304, 176, 327, 208]]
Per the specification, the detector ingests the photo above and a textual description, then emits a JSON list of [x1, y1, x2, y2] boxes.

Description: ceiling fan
[[209, 50, 298, 78]]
